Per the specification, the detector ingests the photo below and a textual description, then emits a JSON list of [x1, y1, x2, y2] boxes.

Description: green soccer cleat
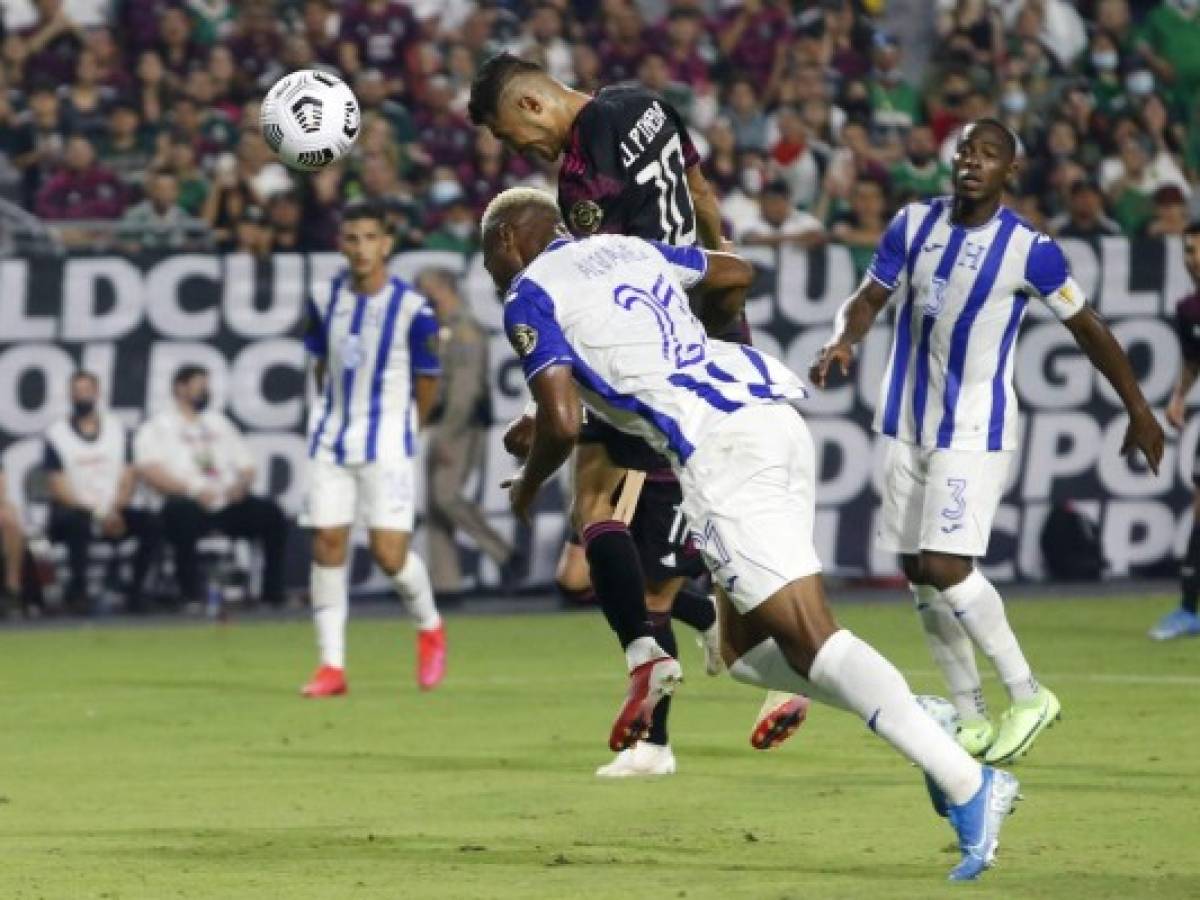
[[984, 687, 1061, 765], [956, 717, 996, 757]]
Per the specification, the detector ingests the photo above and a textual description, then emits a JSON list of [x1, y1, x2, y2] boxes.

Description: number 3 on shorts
[[941, 477, 967, 522]]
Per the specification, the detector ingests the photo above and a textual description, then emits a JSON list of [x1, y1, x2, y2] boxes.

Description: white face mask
[[1002, 91, 1027, 115], [1126, 70, 1155, 96], [1091, 51, 1118, 71], [741, 168, 763, 194], [429, 180, 461, 204]]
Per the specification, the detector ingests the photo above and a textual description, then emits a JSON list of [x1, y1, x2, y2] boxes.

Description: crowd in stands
[[1, 0, 1198, 258]]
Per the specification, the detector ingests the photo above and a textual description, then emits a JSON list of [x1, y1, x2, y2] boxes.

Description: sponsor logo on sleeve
[[511, 324, 538, 357]]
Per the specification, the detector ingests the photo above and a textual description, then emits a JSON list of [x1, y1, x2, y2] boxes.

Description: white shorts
[[679, 403, 822, 615], [305, 457, 415, 532], [876, 438, 1012, 557]]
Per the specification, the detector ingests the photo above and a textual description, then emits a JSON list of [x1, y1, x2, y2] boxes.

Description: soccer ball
[[914, 694, 960, 738], [260, 69, 360, 172]]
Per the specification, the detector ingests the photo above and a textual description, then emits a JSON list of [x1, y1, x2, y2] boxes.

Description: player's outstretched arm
[[686, 166, 724, 251], [505, 366, 581, 524], [809, 278, 892, 389], [1064, 306, 1165, 474], [692, 249, 754, 335]]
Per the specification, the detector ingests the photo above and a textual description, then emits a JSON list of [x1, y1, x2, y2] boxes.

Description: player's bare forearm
[[520, 367, 581, 500], [686, 166, 723, 250], [312, 359, 326, 393], [47, 472, 85, 511], [694, 250, 754, 335], [832, 278, 891, 348], [1175, 357, 1200, 401], [1065, 306, 1165, 471], [414, 375, 440, 428]]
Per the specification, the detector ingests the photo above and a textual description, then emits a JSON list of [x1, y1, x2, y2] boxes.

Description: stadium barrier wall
[[0, 236, 1193, 590]]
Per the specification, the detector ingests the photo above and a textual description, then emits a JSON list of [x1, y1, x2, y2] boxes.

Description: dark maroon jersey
[[1177, 293, 1200, 362], [558, 85, 701, 247]]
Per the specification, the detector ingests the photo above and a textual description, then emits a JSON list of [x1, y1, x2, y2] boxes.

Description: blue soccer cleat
[[1148, 607, 1200, 641], [945, 766, 1020, 882]]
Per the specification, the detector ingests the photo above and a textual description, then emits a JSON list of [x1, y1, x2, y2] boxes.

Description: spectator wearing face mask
[[1082, 28, 1126, 116], [423, 195, 477, 254], [134, 365, 287, 609], [1100, 127, 1190, 235], [868, 33, 920, 132], [1047, 178, 1122, 240], [45, 371, 161, 615]]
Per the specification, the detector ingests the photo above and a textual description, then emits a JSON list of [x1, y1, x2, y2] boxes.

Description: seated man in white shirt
[[739, 179, 826, 248], [134, 365, 287, 608], [45, 371, 161, 615]]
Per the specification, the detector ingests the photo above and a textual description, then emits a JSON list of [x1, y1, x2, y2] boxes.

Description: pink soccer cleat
[[609, 655, 682, 752], [301, 665, 347, 698], [417, 624, 446, 691], [750, 693, 810, 750]]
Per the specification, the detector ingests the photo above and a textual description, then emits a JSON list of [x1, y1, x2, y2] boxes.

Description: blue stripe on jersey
[[881, 201, 944, 437], [308, 273, 346, 458], [987, 290, 1028, 451], [667, 372, 744, 412], [332, 293, 370, 464], [911, 226, 967, 444], [936, 213, 1019, 448], [364, 279, 404, 463], [565, 347, 697, 463]]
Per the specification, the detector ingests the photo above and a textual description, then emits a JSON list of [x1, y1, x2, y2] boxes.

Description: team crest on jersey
[[924, 276, 949, 317], [511, 324, 538, 357], [569, 200, 603, 235]]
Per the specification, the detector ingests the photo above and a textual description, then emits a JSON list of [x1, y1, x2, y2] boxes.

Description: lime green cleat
[[956, 717, 996, 757], [984, 687, 1061, 765]]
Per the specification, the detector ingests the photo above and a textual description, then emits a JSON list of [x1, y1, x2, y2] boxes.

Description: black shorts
[[629, 477, 707, 582], [579, 415, 670, 472]]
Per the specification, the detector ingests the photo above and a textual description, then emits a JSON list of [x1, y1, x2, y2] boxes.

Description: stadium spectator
[[118, 169, 209, 252], [267, 189, 306, 252], [889, 124, 951, 202], [7, 0, 85, 89], [337, 0, 420, 92], [935, 0, 1005, 70], [423, 194, 478, 255], [45, 371, 161, 615], [1136, 0, 1200, 115], [356, 68, 418, 147], [460, 128, 527, 216], [829, 175, 888, 278], [186, 0, 235, 47], [662, 8, 710, 91], [225, 0, 284, 97], [0, 467, 27, 619], [83, 27, 130, 92], [98, 97, 155, 191], [637, 52, 695, 125], [418, 268, 519, 595], [61, 50, 115, 143], [233, 203, 273, 257], [927, 69, 974, 144], [168, 96, 235, 170], [741, 178, 826, 249], [1083, 28, 1126, 118], [1048, 178, 1123, 240], [1101, 129, 1190, 235], [725, 76, 769, 152], [157, 5, 199, 90], [508, 3, 574, 87], [300, 0, 340, 66], [717, 0, 790, 94], [161, 136, 209, 216], [35, 133, 124, 221], [413, 75, 474, 170], [351, 148, 425, 250], [770, 104, 827, 211], [206, 44, 243, 108], [1146, 184, 1192, 238], [595, 2, 645, 85], [868, 32, 919, 133], [1095, 0, 1135, 53], [134, 49, 168, 127], [702, 116, 740, 197], [134, 365, 287, 609], [117, 0, 176, 57]]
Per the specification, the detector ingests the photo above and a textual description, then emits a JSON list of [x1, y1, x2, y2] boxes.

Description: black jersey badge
[[569, 200, 603, 235]]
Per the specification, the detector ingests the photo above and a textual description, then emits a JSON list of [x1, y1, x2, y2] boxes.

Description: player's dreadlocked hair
[[468, 53, 545, 126]]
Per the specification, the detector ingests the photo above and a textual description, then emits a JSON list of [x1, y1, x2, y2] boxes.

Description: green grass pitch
[[1, 594, 1198, 899]]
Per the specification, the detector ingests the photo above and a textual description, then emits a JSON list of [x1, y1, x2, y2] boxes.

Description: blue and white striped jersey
[[503, 234, 806, 466], [305, 273, 441, 465], [867, 197, 1086, 453]]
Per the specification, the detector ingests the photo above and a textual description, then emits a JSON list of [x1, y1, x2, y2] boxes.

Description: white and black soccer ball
[[260, 69, 360, 172], [914, 695, 960, 738]]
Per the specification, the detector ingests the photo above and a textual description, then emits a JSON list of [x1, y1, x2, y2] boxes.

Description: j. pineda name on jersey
[[619, 101, 669, 168]]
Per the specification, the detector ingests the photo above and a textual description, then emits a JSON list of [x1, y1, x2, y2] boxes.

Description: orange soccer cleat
[[301, 664, 347, 698], [417, 624, 447, 691]]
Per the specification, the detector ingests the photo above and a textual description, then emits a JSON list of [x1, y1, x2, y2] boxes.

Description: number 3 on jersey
[[634, 134, 696, 246]]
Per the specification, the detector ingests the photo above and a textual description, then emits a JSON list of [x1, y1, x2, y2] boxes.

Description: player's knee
[[312, 530, 348, 566], [373, 544, 409, 577], [920, 552, 973, 590]]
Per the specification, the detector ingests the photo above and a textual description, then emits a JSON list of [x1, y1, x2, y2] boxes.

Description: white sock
[[311, 562, 348, 669], [941, 570, 1039, 702], [912, 583, 987, 720], [625, 636, 669, 672], [392, 552, 441, 631], [728, 638, 848, 710], [808, 629, 982, 806]]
